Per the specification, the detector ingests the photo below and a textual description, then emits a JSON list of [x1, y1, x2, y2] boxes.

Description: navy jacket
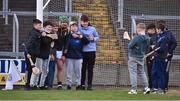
[[154, 32, 169, 59], [162, 29, 177, 55], [65, 33, 89, 59], [128, 34, 150, 59]]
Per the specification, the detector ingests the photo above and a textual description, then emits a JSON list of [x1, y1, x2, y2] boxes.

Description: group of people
[[25, 14, 177, 93], [25, 15, 99, 90], [128, 21, 177, 94]]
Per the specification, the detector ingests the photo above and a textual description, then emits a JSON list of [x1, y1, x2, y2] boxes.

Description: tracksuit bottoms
[[66, 58, 82, 86], [128, 56, 149, 90], [30, 58, 49, 87], [152, 57, 166, 90]]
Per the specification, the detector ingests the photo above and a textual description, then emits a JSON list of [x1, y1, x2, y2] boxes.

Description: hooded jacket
[[128, 34, 150, 59]]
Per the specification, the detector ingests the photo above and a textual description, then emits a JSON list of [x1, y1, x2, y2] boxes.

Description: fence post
[[3, 0, 9, 24], [3, 0, 5, 18], [65, 0, 68, 12], [69, 0, 72, 22], [36, 0, 43, 22], [13, 15, 16, 52], [118, 0, 124, 29]]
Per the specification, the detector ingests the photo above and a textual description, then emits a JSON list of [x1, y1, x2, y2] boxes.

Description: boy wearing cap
[[54, 16, 70, 89], [64, 22, 89, 90]]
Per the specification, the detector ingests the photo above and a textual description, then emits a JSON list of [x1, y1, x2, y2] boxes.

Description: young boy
[[25, 19, 42, 90], [151, 22, 171, 94], [30, 21, 56, 89], [128, 23, 150, 94], [44, 22, 59, 88], [79, 15, 99, 90], [145, 23, 157, 89], [156, 20, 177, 91], [64, 21, 89, 90]]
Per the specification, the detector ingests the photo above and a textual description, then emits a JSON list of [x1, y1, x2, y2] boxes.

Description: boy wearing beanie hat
[[54, 16, 69, 89]]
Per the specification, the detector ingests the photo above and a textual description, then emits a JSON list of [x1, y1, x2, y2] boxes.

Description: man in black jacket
[[25, 19, 42, 90]]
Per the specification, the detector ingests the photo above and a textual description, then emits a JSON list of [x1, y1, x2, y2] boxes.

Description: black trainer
[[76, 85, 81, 90], [31, 86, 38, 90], [87, 86, 93, 91], [39, 86, 48, 90], [67, 85, 71, 90], [80, 85, 86, 90]]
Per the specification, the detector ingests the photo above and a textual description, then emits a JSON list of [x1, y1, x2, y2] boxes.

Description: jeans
[[45, 60, 56, 87]]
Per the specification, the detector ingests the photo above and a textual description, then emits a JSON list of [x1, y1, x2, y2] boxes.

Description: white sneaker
[[128, 89, 137, 94], [152, 88, 158, 94], [143, 87, 150, 94]]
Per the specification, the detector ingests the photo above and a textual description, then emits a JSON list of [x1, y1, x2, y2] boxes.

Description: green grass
[[0, 89, 180, 100]]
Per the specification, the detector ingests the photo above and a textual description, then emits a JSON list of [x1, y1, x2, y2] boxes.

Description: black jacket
[[26, 28, 41, 57], [54, 28, 69, 52], [38, 33, 53, 59]]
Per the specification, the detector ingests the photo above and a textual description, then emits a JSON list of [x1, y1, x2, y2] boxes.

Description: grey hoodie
[[128, 34, 150, 59]]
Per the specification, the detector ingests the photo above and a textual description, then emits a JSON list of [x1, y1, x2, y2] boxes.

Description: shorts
[[56, 51, 62, 59]]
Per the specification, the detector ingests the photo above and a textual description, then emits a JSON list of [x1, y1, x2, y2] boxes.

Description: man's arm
[[156, 37, 168, 53], [41, 33, 53, 44]]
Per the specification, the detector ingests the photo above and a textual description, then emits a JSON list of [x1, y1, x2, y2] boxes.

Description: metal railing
[[0, 13, 21, 58], [13, 13, 19, 53], [0, 11, 82, 17]]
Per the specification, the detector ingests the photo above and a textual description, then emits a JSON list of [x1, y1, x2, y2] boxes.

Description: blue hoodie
[[79, 25, 99, 52]]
